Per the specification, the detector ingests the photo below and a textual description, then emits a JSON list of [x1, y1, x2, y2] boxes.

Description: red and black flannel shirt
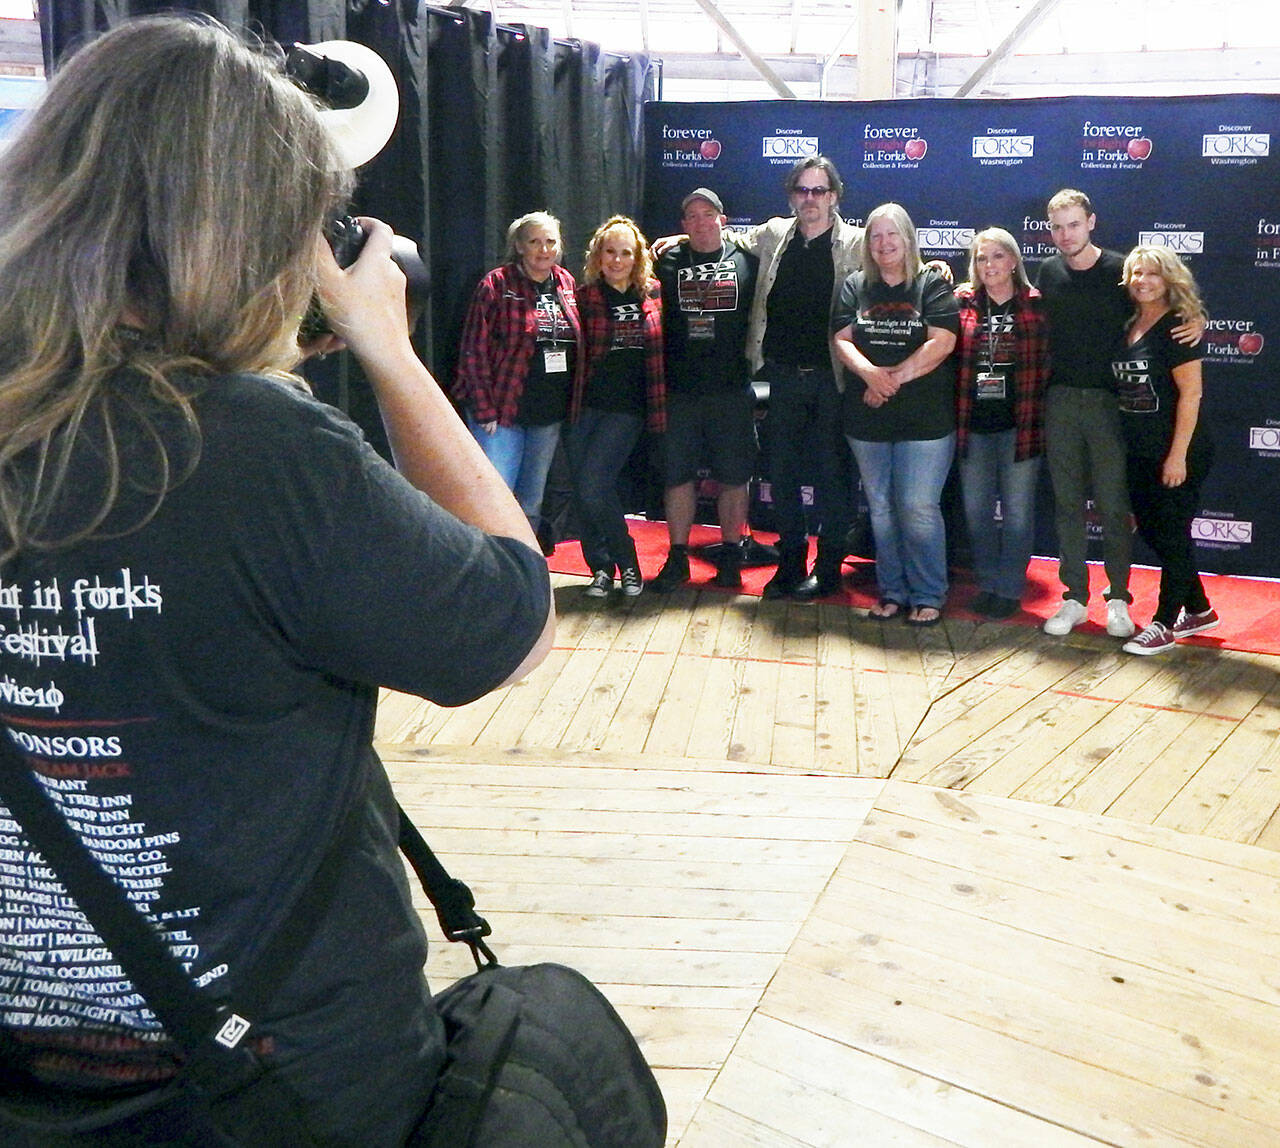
[[569, 278, 667, 433], [452, 262, 582, 426], [954, 285, 1051, 462]]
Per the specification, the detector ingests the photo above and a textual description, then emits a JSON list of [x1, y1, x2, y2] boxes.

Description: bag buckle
[[447, 922, 498, 971]]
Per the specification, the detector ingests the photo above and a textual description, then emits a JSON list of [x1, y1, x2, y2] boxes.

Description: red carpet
[[549, 517, 1280, 657]]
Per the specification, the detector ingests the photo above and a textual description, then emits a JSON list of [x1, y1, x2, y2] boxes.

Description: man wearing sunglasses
[[731, 156, 864, 599]]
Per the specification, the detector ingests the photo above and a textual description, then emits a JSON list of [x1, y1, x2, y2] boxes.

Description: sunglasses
[[793, 185, 832, 197]]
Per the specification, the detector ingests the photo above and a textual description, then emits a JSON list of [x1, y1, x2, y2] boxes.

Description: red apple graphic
[[1238, 332, 1265, 355], [1127, 137, 1153, 161], [904, 138, 928, 161], [700, 139, 722, 161]]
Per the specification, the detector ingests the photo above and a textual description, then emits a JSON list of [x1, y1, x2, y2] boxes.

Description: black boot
[[762, 540, 808, 599], [713, 540, 742, 589], [793, 539, 845, 601], [649, 545, 690, 593]]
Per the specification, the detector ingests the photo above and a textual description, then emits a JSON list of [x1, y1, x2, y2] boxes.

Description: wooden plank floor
[[385, 752, 885, 1140], [377, 572, 1280, 1145]]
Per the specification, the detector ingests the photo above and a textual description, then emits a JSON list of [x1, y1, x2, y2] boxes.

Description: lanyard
[[984, 296, 1011, 368]]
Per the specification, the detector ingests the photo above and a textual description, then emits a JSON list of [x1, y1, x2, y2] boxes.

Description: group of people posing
[[453, 161, 1218, 654]]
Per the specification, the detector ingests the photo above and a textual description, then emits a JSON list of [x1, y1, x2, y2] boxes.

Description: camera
[[300, 214, 430, 342]]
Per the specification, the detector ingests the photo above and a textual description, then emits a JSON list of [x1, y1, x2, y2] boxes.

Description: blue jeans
[[466, 414, 562, 529], [565, 408, 644, 575], [848, 433, 955, 608], [959, 430, 1042, 601]]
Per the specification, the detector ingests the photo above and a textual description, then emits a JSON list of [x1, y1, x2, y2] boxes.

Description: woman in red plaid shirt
[[954, 227, 1051, 619], [454, 212, 583, 539], [565, 217, 666, 598]]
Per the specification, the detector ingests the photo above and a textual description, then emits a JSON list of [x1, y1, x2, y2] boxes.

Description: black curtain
[[39, 0, 656, 437]]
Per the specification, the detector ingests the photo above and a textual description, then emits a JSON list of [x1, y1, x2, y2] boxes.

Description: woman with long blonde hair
[[1112, 245, 1217, 654], [832, 202, 960, 626], [565, 215, 666, 597], [0, 17, 552, 1143]]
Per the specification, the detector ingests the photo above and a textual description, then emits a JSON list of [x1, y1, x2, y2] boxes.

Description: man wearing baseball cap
[[650, 188, 759, 590]]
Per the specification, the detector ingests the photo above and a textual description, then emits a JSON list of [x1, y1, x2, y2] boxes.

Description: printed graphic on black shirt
[[610, 301, 645, 350], [535, 290, 567, 339], [0, 569, 209, 1045], [858, 299, 924, 352], [977, 307, 1015, 400], [1112, 354, 1159, 412], [678, 261, 740, 340]]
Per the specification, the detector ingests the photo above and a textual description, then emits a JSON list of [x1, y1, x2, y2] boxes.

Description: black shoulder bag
[[0, 744, 666, 1148]]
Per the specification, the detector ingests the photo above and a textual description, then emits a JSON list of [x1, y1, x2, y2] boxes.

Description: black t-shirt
[[762, 224, 836, 368], [832, 269, 960, 442], [516, 279, 574, 425], [969, 296, 1017, 435], [657, 241, 757, 395], [1036, 249, 1131, 390], [583, 284, 646, 417], [0, 373, 549, 1144], [1111, 310, 1205, 459]]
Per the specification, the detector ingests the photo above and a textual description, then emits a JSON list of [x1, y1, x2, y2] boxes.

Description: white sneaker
[[1043, 599, 1088, 636], [1105, 599, 1136, 638]]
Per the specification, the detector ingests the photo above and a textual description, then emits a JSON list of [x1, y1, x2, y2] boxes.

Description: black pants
[[1126, 440, 1214, 627], [763, 363, 852, 550]]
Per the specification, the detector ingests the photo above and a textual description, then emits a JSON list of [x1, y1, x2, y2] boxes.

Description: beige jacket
[[731, 214, 864, 387]]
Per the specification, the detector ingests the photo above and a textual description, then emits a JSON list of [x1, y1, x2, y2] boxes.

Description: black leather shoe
[[762, 547, 807, 599], [792, 568, 841, 601]]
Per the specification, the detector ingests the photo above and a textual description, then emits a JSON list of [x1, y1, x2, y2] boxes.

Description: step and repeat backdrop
[[642, 95, 1280, 578]]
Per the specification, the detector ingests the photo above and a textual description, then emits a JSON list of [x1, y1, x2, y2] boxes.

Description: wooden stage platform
[[377, 573, 1280, 1146]]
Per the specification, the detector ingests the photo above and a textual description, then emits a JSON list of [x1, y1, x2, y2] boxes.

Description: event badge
[[544, 348, 569, 373], [687, 314, 716, 340], [976, 372, 1006, 400]]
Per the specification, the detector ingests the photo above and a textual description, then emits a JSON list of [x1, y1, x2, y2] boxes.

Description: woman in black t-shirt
[[1111, 246, 1218, 655], [953, 228, 1050, 621], [566, 217, 666, 597], [832, 203, 959, 626]]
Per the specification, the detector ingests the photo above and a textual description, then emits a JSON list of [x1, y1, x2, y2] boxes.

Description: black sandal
[[870, 598, 904, 619], [905, 605, 943, 627]]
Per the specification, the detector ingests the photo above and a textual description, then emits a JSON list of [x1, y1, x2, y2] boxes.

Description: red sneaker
[[1123, 622, 1175, 656], [1171, 608, 1220, 639]]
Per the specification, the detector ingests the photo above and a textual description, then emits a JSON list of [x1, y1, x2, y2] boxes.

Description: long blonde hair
[[859, 203, 924, 286], [0, 16, 351, 558], [582, 216, 653, 292], [1122, 246, 1208, 327]]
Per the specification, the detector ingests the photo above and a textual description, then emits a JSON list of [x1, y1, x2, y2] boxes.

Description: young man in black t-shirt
[[1037, 189, 1203, 640], [1036, 189, 1138, 638]]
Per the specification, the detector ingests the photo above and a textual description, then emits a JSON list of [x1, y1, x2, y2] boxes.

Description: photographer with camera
[[0, 15, 553, 1145]]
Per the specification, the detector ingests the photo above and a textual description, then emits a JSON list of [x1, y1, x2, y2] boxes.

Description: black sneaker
[[619, 566, 643, 598], [584, 570, 613, 598], [649, 549, 689, 593]]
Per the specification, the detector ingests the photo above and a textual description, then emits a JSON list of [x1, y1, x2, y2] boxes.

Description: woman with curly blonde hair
[[0, 16, 552, 1143], [1112, 246, 1217, 654], [565, 216, 666, 597]]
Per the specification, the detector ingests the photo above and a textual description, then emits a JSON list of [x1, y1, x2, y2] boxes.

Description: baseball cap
[[681, 187, 724, 215]]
